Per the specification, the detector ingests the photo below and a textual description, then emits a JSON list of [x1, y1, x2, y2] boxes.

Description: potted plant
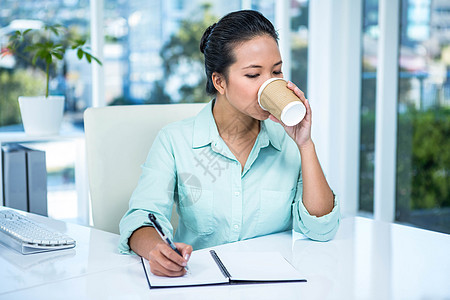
[[1, 23, 101, 136]]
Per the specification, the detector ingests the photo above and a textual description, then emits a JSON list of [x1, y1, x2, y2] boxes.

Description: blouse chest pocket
[[177, 184, 214, 236], [257, 189, 295, 236]]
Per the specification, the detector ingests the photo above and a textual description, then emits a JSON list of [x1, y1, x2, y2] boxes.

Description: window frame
[[373, 0, 400, 222]]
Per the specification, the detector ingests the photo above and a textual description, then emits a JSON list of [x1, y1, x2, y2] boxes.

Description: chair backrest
[[84, 103, 206, 234]]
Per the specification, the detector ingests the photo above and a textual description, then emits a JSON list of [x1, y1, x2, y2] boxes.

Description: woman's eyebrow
[[274, 60, 282, 66], [242, 61, 283, 70], [242, 64, 262, 69]]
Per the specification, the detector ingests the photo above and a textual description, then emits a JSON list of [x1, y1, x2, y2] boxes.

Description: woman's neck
[[212, 96, 260, 171], [212, 96, 260, 142]]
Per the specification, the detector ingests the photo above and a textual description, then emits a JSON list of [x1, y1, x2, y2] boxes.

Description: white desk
[[0, 212, 449, 300]]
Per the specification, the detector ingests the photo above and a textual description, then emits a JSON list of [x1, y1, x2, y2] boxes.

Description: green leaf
[[92, 56, 102, 65], [45, 54, 52, 65], [75, 39, 86, 47], [53, 52, 63, 60], [35, 48, 46, 60], [85, 53, 92, 63], [9, 33, 19, 42], [24, 45, 35, 52], [45, 24, 62, 36], [53, 44, 65, 53], [77, 48, 83, 59], [32, 53, 38, 65]]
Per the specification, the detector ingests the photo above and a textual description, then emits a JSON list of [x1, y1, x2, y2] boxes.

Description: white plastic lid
[[281, 101, 306, 126]]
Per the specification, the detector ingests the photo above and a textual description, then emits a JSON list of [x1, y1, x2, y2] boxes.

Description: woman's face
[[222, 34, 283, 120]]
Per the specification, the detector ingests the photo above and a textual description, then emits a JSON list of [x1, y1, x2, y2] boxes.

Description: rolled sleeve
[[118, 209, 152, 255], [292, 173, 340, 241], [293, 196, 340, 241]]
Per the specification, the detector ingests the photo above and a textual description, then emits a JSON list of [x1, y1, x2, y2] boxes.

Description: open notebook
[[141, 249, 306, 289]]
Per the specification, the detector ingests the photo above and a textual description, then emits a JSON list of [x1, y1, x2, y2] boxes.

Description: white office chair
[[84, 103, 206, 234]]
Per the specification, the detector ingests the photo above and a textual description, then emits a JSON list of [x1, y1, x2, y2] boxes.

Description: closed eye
[[245, 74, 260, 78]]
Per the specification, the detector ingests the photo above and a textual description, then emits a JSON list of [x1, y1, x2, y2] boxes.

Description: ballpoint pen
[[148, 213, 190, 273]]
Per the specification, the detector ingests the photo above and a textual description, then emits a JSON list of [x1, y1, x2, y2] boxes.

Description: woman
[[119, 10, 339, 277]]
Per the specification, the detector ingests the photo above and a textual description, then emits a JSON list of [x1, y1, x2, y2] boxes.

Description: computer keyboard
[[0, 209, 76, 254]]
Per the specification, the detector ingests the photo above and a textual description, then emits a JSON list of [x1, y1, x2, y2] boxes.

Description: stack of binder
[[1, 144, 48, 216]]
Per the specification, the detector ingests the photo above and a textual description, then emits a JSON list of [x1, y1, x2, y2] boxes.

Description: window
[[359, 0, 449, 233], [0, 0, 92, 131], [290, 0, 309, 95], [102, 0, 307, 106], [396, 0, 450, 233], [360, 0, 379, 214], [1, 1, 306, 116], [103, 0, 243, 105]]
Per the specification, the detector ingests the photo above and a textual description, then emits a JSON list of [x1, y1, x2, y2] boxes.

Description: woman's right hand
[[129, 226, 193, 277], [148, 242, 192, 277]]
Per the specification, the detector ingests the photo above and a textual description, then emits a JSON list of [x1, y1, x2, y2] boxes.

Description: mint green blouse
[[119, 101, 339, 253]]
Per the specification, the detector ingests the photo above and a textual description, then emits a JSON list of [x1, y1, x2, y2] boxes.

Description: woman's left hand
[[268, 81, 312, 148]]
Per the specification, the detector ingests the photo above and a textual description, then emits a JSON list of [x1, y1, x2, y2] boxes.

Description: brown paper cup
[[258, 78, 306, 126]]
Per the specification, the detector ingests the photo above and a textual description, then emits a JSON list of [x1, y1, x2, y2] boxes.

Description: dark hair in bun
[[200, 23, 217, 54], [200, 10, 278, 95]]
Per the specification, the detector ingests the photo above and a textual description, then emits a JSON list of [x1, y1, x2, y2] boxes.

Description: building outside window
[[360, 0, 450, 234], [290, 0, 309, 95], [396, 0, 450, 233]]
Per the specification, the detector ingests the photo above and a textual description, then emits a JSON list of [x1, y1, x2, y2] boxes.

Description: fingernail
[[182, 261, 187, 267], [184, 254, 190, 261]]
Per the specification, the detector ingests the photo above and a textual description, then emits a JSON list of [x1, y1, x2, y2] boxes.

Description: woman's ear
[[212, 72, 226, 95]]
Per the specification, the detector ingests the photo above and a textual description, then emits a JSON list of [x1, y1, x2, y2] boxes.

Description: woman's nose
[[262, 74, 278, 82]]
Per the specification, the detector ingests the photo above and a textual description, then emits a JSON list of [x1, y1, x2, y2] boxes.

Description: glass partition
[[396, 0, 450, 233], [103, 0, 243, 105], [290, 0, 309, 95], [359, 0, 379, 214]]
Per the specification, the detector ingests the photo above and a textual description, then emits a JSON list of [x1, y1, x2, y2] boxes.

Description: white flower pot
[[18, 96, 65, 136]]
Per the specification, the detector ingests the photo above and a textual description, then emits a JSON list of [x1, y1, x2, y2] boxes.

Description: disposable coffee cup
[[257, 78, 306, 126]]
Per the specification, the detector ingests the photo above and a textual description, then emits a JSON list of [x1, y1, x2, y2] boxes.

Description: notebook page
[[215, 251, 305, 282], [142, 248, 228, 287]]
